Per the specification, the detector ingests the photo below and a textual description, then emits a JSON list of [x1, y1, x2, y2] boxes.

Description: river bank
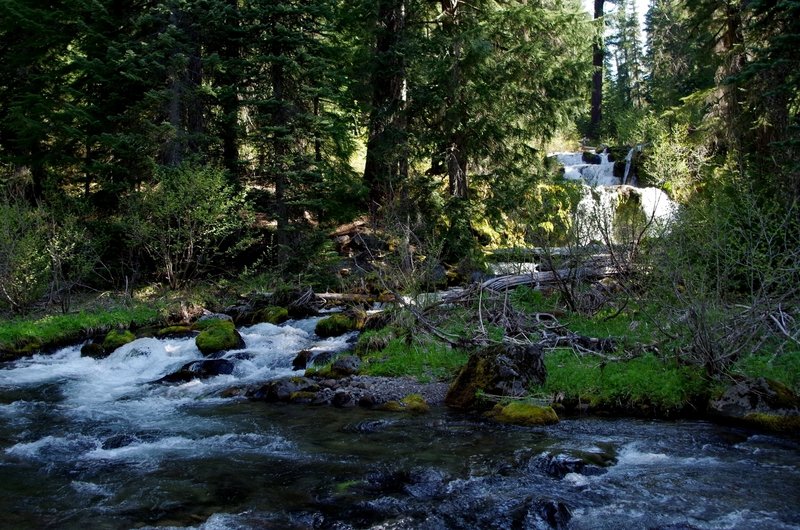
[[2, 287, 798, 436]]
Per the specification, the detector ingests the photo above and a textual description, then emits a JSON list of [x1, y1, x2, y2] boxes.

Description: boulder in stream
[[156, 359, 235, 383], [445, 343, 546, 410], [194, 319, 244, 356], [708, 377, 800, 432]]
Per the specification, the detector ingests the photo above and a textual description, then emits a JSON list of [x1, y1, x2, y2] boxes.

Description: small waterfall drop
[[553, 148, 676, 244]]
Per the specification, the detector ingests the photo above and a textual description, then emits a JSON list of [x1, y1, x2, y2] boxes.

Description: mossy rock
[[156, 325, 193, 337], [445, 343, 546, 410], [380, 394, 430, 414], [486, 402, 559, 426], [102, 329, 136, 353], [80, 341, 107, 359], [741, 412, 800, 433], [191, 314, 233, 331], [195, 320, 244, 356], [289, 391, 319, 403], [254, 306, 289, 325], [315, 314, 356, 338]]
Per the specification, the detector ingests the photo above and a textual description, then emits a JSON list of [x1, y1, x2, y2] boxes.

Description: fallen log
[[481, 266, 617, 291], [317, 292, 396, 304]]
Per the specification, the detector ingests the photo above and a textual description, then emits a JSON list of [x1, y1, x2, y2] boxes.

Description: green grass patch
[[509, 286, 561, 314], [538, 348, 708, 411], [730, 349, 800, 392], [0, 305, 162, 355], [361, 337, 469, 382]]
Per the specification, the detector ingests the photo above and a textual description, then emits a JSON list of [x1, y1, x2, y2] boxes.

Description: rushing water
[[1, 318, 799, 529]]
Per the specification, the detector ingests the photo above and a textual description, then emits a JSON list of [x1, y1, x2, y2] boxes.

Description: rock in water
[[445, 343, 546, 410], [709, 377, 800, 433], [194, 319, 244, 355], [156, 359, 235, 383]]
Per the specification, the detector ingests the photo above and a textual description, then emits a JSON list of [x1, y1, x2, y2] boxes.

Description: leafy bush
[[0, 197, 50, 313], [126, 164, 249, 288]]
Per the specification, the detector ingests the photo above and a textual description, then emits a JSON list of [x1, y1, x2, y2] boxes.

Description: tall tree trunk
[[270, 34, 290, 258], [441, 0, 468, 200], [363, 0, 408, 219], [219, 0, 241, 177], [590, 0, 605, 138]]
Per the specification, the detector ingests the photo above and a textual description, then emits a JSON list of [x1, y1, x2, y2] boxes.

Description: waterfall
[[552, 148, 675, 244]]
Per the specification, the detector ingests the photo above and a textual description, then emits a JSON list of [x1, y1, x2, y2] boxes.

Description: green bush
[[126, 164, 250, 289], [0, 197, 50, 313]]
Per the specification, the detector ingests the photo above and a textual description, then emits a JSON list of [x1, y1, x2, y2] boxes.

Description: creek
[[1, 317, 798, 529]]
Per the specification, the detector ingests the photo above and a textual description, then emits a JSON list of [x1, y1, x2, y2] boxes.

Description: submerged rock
[[445, 343, 546, 410], [486, 402, 559, 426], [518, 498, 572, 530], [246, 376, 320, 402]]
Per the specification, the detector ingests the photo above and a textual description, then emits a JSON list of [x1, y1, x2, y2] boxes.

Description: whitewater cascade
[[552, 149, 676, 244]]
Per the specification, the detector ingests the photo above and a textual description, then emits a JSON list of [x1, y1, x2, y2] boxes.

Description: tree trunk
[[589, 0, 605, 138], [363, 0, 408, 219], [441, 0, 468, 200]]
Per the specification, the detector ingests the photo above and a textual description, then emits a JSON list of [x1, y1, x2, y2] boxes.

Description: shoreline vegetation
[[2, 282, 797, 434]]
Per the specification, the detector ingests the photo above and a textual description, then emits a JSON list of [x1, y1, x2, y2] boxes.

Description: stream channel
[[1, 316, 799, 529]]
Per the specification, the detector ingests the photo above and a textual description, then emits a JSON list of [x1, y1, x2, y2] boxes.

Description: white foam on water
[[6, 434, 99, 460], [564, 472, 590, 487], [85, 432, 294, 463]]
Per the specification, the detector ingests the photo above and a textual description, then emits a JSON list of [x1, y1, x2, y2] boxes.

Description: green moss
[[742, 412, 800, 433], [315, 314, 356, 337], [255, 306, 289, 325], [102, 329, 136, 353], [487, 402, 559, 426], [195, 320, 241, 355], [156, 325, 192, 336], [381, 393, 430, 413], [289, 391, 318, 403], [334, 480, 362, 494]]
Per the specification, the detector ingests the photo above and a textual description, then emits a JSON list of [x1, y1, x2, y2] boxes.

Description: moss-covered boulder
[[445, 343, 546, 410], [102, 329, 136, 353], [485, 402, 559, 426], [709, 377, 800, 433], [254, 306, 289, 325], [331, 355, 362, 377], [315, 314, 356, 337], [380, 394, 430, 414], [194, 319, 244, 356]]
